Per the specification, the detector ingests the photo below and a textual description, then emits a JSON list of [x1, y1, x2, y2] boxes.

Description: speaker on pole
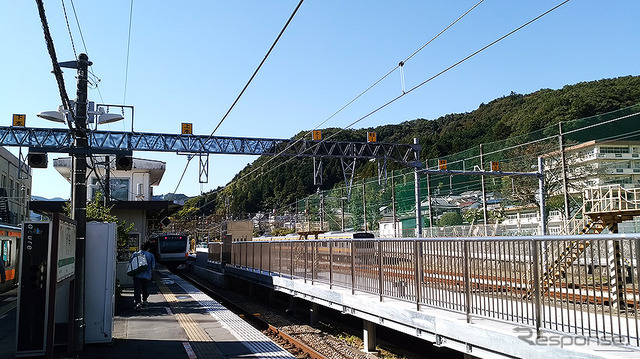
[[115, 155, 132, 170], [28, 153, 48, 168]]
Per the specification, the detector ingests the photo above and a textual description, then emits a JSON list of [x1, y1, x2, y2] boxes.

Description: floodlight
[[37, 110, 66, 123], [97, 113, 124, 124]]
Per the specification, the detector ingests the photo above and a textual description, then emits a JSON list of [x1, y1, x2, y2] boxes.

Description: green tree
[[439, 212, 463, 226], [72, 194, 135, 248]]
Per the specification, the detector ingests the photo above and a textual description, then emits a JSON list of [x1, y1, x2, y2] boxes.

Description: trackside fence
[[228, 234, 640, 348]]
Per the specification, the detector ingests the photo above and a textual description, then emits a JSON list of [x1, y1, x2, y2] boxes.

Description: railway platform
[[0, 266, 294, 359]]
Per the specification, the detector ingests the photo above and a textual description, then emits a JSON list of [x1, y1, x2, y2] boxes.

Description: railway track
[[330, 264, 640, 307], [177, 270, 379, 359]]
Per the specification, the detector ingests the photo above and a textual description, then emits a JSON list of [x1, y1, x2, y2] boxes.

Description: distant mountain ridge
[[153, 193, 190, 204], [32, 195, 67, 202], [175, 75, 640, 218]]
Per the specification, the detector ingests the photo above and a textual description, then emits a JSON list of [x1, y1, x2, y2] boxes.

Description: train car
[[0, 225, 21, 293], [149, 233, 189, 268]]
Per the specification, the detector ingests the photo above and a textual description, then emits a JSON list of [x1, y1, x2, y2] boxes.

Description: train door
[[1, 238, 14, 285]]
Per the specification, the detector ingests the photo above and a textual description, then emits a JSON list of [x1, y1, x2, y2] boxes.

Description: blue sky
[[0, 1, 638, 199]]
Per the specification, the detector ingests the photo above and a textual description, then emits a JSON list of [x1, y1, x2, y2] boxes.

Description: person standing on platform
[[132, 241, 155, 310]]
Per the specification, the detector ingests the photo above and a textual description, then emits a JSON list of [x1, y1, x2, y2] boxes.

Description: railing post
[[414, 239, 420, 310], [351, 239, 356, 295], [290, 241, 294, 278], [259, 242, 263, 273], [532, 238, 542, 337], [463, 239, 471, 323], [268, 241, 271, 275], [378, 240, 383, 302], [311, 241, 315, 285], [329, 241, 334, 289], [278, 242, 282, 276], [304, 240, 308, 283]]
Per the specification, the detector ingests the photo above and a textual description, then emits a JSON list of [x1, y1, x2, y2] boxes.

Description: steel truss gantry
[[0, 126, 418, 162], [1, 125, 420, 192]]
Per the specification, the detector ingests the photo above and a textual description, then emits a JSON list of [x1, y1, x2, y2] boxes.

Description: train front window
[[159, 236, 187, 253]]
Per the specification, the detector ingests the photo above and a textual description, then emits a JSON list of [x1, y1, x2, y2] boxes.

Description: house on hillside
[[544, 140, 640, 193]]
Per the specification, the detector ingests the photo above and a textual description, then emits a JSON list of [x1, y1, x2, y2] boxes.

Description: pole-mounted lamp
[[37, 101, 124, 128]]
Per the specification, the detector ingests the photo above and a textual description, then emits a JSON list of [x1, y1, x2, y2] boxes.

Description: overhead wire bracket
[[377, 157, 388, 186], [341, 143, 357, 200], [199, 153, 209, 184], [313, 157, 323, 186]]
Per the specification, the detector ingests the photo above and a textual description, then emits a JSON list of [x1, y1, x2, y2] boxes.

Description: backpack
[[126, 251, 149, 277]]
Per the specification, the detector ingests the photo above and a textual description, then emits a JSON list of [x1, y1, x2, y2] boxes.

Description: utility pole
[[63, 53, 91, 351], [104, 155, 111, 206]]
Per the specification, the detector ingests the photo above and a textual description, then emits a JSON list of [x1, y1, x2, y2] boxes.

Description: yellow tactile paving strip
[[154, 274, 225, 359], [156, 279, 210, 342]]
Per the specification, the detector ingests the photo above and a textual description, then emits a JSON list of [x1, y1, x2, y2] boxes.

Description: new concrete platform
[[0, 267, 294, 359]]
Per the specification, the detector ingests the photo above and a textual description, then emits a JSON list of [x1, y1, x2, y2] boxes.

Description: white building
[[52, 156, 179, 249], [546, 140, 640, 193], [52, 155, 180, 285]]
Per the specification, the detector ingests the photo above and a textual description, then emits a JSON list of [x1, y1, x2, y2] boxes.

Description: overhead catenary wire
[[233, 0, 486, 185], [123, 0, 135, 105], [172, 0, 304, 194], [234, 0, 570, 187], [173, 156, 194, 194], [209, 0, 305, 137]]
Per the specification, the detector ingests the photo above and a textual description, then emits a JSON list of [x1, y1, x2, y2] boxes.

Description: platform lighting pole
[[62, 53, 91, 351]]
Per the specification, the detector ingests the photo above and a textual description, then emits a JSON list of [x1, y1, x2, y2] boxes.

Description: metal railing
[[230, 234, 640, 348], [585, 185, 640, 214]]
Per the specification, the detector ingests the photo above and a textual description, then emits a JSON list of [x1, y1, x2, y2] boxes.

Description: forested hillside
[[176, 76, 640, 219]]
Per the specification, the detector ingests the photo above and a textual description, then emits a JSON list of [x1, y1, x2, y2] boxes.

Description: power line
[[234, 0, 570, 188], [69, 0, 88, 54], [172, 0, 305, 194], [65, 0, 104, 102], [209, 0, 305, 136], [61, 0, 77, 58], [35, 0, 75, 130], [173, 156, 194, 194], [233, 0, 486, 185], [123, 0, 135, 104]]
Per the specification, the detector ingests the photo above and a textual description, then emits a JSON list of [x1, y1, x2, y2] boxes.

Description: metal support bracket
[[313, 157, 322, 186], [341, 156, 356, 201], [199, 153, 209, 184], [377, 157, 387, 186]]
